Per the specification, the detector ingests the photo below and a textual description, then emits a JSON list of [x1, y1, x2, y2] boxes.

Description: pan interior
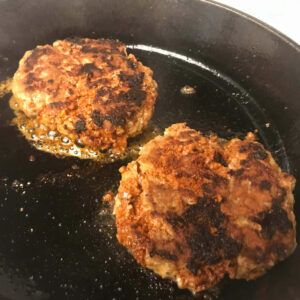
[[0, 46, 289, 300]]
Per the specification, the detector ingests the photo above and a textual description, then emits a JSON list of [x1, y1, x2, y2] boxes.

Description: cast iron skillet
[[0, 0, 299, 299]]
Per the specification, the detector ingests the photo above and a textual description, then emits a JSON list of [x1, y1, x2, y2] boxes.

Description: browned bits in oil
[[102, 191, 115, 203], [28, 155, 36, 162], [180, 85, 196, 95], [0, 78, 12, 97]]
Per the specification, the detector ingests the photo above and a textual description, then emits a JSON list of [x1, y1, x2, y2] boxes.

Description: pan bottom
[[0, 46, 289, 300]]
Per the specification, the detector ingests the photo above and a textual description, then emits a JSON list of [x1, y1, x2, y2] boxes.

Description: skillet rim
[[201, 0, 300, 51]]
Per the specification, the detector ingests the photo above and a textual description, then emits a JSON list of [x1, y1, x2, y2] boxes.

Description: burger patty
[[114, 123, 296, 293], [11, 38, 157, 155]]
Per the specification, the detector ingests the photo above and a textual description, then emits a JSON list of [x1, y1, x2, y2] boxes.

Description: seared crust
[[114, 123, 296, 292], [12, 38, 157, 154]]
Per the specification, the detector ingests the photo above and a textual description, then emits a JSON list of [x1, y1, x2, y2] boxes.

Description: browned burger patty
[[11, 38, 157, 156], [114, 123, 296, 293]]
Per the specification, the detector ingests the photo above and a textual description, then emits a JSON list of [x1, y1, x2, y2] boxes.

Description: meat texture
[[114, 123, 296, 293], [12, 38, 157, 154]]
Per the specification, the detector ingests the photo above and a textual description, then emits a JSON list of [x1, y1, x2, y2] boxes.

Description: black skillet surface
[[0, 0, 299, 299]]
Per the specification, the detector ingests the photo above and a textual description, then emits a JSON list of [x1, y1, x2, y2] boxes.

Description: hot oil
[[3, 74, 160, 163], [9, 96, 161, 163], [0, 78, 12, 97]]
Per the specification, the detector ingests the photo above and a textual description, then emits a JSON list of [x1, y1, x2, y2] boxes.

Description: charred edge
[[252, 150, 268, 160], [129, 73, 145, 87], [24, 47, 53, 71], [268, 243, 288, 260], [240, 142, 264, 153], [81, 39, 124, 54], [65, 37, 85, 45], [75, 119, 86, 133], [118, 72, 144, 86], [81, 45, 115, 55], [252, 202, 293, 239], [214, 152, 228, 167], [245, 243, 288, 264], [273, 188, 287, 205], [127, 59, 137, 69], [239, 142, 268, 160], [259, 180, 271, 190], [81, 45, 101, 53], [149, 248, 177, 261], [96, 38, 124, 48]]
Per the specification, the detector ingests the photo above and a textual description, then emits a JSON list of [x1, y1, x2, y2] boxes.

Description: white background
[[215, 0, 300, 44]]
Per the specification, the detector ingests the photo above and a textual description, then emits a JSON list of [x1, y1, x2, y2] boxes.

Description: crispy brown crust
[[12, 38, 157, 154], [114, 123, 296, 292]]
